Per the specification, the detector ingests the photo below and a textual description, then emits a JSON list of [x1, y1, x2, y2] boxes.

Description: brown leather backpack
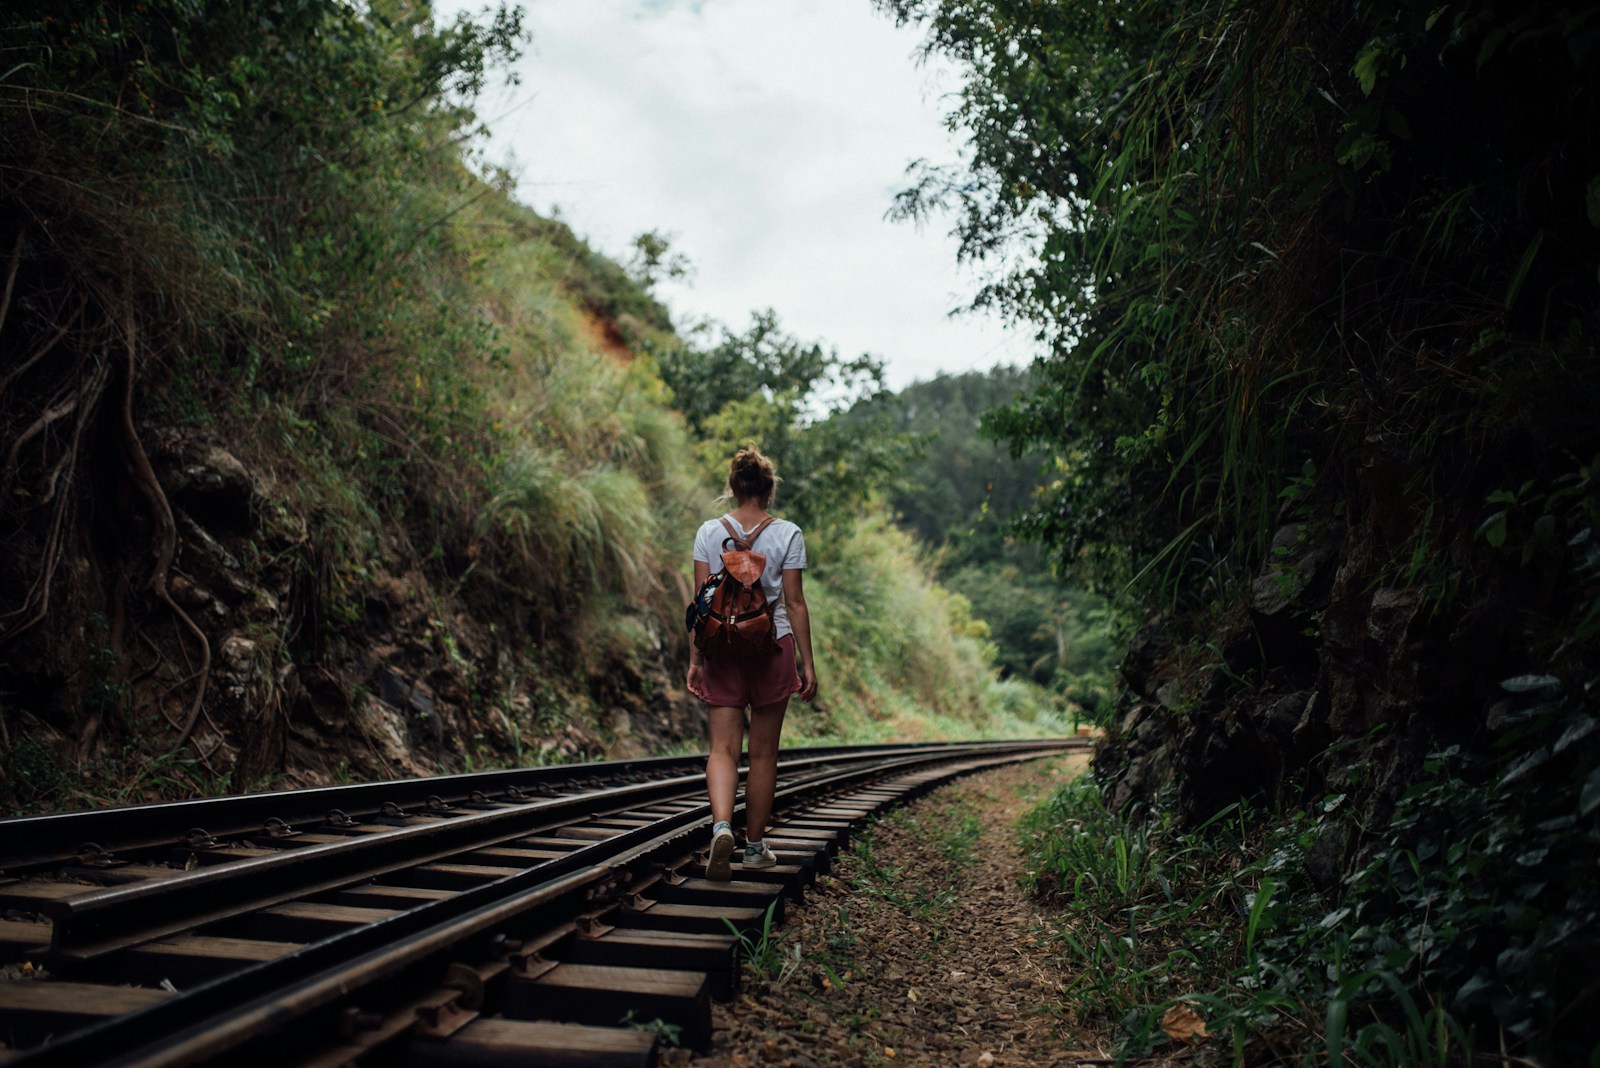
[[689, 516, 781, 659]]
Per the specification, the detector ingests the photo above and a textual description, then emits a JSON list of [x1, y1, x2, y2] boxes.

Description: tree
[[655, 311, 914, 534], [872, 367, 1120, 702], [880, 0, 1600, 610], [879, 367, 1043, 565], [626, 230, 693, 291]]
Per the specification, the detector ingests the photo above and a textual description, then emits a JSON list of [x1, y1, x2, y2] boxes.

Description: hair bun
[[726, 447, 778, 504]]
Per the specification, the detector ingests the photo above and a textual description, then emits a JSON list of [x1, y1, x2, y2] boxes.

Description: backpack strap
[[719, 515, 777, 552]]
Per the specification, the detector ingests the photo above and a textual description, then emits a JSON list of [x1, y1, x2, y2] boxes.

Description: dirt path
[[685, 754, 1104, 1067]]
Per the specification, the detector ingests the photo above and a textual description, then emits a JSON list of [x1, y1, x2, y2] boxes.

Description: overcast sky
[[434, 0, 1033, 391]]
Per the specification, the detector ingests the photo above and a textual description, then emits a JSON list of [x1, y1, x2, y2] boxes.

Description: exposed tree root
[[118, 316, 210, 749], [75, 712, 101, 764], [131, 629, 165, 685], [3, 384, 83, 478], [193, 708, 225, 777], [0, 348, 107, 646], [3, 299, 225, 763]]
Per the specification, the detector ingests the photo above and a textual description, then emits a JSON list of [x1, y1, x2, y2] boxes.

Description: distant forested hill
[[877, 369, 1119, 710], [881, 366, 1039, 561]]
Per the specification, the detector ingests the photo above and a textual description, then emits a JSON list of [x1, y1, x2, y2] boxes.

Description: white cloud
[[437, 0, 1034, 390]]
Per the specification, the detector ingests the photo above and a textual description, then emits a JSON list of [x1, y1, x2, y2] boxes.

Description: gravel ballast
[[684, 754, 1103, 1067]]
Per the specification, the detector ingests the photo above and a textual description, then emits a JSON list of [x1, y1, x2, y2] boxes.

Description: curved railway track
[[0, 739, 1085, 1066]]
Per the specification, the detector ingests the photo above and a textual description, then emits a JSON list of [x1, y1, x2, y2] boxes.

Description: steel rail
[[25, 744, 1047, 959], [10, 742, 1082, 1067], [0, 740, 1056, 872], [41, 769, 702, 959]]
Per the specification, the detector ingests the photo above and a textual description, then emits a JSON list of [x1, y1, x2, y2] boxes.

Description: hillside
[[0, 1, 1063, 814]]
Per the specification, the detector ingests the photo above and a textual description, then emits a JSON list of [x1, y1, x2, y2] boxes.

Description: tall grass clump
[[481, 453, 659, 601], [461, 200, 702, 671]]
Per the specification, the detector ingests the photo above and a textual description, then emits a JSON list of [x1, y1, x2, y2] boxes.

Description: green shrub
[[1022, 674, 1600, 1064]]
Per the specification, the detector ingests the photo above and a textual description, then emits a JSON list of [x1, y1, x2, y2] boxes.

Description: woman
[[687, 448, 818, 881]]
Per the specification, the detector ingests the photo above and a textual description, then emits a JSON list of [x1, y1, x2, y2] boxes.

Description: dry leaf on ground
[[1160, 1002, 1210, 1045]]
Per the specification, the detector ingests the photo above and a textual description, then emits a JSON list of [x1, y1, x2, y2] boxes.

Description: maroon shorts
[[700, 634, 801, 708]]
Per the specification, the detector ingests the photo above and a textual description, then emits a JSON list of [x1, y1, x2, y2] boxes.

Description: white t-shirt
[[692, 515, 807, 639]]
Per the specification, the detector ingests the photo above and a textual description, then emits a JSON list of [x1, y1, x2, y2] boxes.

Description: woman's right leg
[[705, 704, 746, 826], [742, 698, 789, 843]]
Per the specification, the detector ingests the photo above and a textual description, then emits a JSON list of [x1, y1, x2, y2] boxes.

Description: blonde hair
[[727, 447, 778, 505]]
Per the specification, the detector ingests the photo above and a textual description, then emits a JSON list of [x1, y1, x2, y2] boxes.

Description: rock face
[[0, 428, 704, 806], [1093, 502, 1541, 861]]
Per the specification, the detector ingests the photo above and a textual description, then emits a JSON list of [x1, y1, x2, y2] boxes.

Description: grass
[[1019, 775, 1487, 1065], [620, 1011, 684, 1048], [724, 902, 804, 988], [939, 807, 981, 864], [0, 740, 237, 816], [845, 795, 990, 923]]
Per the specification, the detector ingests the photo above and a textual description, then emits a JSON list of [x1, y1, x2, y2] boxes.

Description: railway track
[[0, 739, 1084, 1066]]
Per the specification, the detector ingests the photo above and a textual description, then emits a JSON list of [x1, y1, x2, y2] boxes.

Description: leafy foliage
[[655, 310, 914, 534], [797, 514, 1065, 742], [880, 0, 1600, 615], [879, 367, 1044, 563], [1332, 674, 1600, 1060], [1023, 671, 1600, 1064], [943, 562, 1116, 707], [888, 4, 1600, 1056], [0, 0, 531, 586], [876, 6, 1600, 1061]]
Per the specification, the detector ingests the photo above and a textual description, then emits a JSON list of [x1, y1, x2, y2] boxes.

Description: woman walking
[[687, 448, 818, 880]]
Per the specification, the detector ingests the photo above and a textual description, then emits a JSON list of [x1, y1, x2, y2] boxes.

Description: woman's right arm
[[686, 558, 711, 701]]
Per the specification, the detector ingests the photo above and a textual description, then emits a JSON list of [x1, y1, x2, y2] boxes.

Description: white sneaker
[[742, 841, 777, 868], [706, 824, 736, 881]]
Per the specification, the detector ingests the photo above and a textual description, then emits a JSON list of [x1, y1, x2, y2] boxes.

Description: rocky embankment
[[2, 431, 701, 806], [1097, 494, 1556, 870]]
